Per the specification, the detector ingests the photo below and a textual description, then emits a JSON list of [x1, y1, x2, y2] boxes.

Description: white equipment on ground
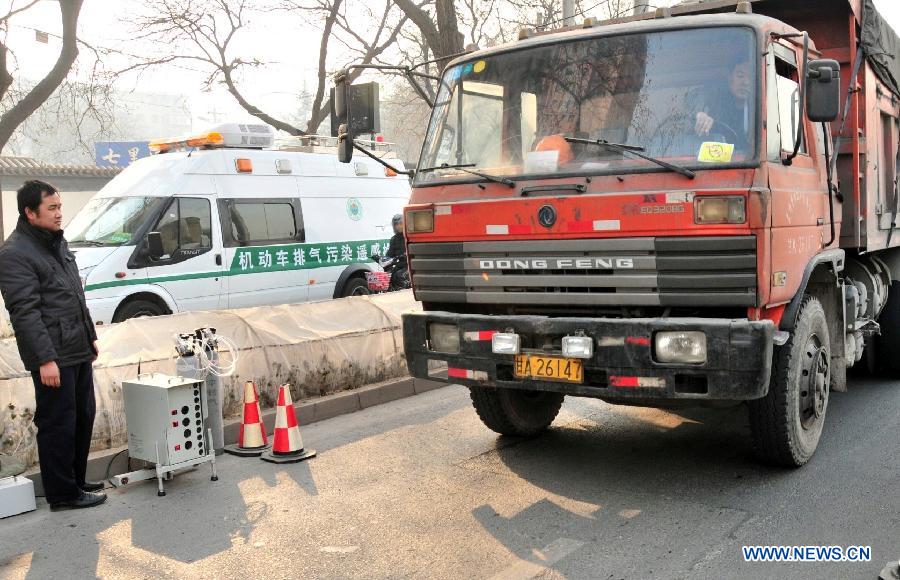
[[0, 475, 36, 518], [112, 373, 218, 496]]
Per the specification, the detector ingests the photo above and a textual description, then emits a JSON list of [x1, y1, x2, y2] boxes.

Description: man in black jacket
[[0, 180, 106, 510]]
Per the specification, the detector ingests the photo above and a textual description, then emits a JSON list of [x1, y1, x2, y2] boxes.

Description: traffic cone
[[224, 381, 270, 457], [261, 384, 316, 464]]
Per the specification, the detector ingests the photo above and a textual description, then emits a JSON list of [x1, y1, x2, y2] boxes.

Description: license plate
[[514, 355, 583, 383]]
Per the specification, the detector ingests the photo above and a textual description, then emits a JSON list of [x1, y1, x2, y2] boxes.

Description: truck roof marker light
[[235, 158, 253, 173], [384, 166, 397, 177], [736, 1, 752, 14], [625, 336, 651, 347]]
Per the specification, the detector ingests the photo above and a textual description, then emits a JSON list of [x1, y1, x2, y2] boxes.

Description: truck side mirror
[[806, 59, 840, 122], [337, 123, 354, 163], [147, 231, 164, 260], [333, 70, 353, 163]]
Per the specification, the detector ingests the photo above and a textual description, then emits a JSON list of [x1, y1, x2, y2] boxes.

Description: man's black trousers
[[31, 360, 96, 503]]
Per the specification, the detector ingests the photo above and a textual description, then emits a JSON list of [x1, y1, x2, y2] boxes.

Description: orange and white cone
[[225, 381, 270, 457], [261, 384, 316, 464]]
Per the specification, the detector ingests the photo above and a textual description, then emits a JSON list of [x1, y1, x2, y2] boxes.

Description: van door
[[148, 196, 225, 313], [218, 196, 308, 308]]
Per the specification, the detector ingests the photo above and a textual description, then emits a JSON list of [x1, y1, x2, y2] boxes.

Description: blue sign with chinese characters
[[94, 141, 151, 168]]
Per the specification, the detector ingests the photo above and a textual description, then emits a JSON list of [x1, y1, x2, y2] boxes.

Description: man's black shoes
[[50, 491, 107, 511], [79, 481, 105, 492]]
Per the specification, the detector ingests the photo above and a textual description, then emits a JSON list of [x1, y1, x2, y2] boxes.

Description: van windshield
[[67, 196, 166, 246], [416, 26, 757, 185]]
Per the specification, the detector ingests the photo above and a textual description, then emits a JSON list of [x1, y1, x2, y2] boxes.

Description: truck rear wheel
[[874, 281, 900, 376], [748, 297, 831, 467], [469, 386, 564, 437]]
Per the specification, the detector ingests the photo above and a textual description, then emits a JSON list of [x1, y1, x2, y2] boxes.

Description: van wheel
[[113, 299, 166, 322], [341, 277, 370, 298], [748, 296, 830, 467], [469, 386, 564, 437]]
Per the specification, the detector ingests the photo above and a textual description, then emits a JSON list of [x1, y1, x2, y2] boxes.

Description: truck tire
[[341, 276, 370, 297], [874, 281, 900, 376], [469, 386, 564, 437], [113, 299, 166, 322], [748, 296, 831, 467]]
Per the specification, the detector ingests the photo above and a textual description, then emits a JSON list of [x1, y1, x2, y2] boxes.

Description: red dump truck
[[334, 0, 900, 466]]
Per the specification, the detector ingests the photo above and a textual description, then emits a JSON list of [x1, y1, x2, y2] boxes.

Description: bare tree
[[0, 0, 85, 151]]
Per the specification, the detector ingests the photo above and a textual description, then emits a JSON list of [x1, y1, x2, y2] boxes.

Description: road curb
[[26, 373, 447, 494]]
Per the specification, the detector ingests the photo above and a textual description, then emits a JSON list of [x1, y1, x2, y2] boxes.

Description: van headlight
[[694, 196, 745, 224], [654, 331, 707, 364]]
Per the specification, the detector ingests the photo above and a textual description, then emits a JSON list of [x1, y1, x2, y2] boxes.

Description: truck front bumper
[[403, 312, 774, 403]]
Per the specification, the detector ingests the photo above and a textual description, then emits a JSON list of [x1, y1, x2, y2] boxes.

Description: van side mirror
[[806, 59, 840, 122], [147, 231, 164, 260]]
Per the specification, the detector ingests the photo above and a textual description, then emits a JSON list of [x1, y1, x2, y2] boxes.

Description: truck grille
[[409, 236, 757, 307]]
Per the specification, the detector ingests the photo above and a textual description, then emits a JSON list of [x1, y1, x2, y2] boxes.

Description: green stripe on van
[[84, 238, 390, 292]]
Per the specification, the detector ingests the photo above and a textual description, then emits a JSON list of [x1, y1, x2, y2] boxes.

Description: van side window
[[774, 56, 807, 156], [155, 197, 212, 257], [219, 199, 304, 247]]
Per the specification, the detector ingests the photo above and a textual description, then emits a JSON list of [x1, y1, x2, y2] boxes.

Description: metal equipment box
[[123, 373, 209, 466]]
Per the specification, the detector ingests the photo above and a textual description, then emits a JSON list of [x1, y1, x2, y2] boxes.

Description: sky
[[5, 0, 900, 141]]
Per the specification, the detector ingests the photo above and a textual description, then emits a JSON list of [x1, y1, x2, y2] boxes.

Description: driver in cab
[[694, 55, 752, 147]]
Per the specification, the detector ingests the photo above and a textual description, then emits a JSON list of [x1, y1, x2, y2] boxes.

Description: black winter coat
[[0, 218, 97, 371]]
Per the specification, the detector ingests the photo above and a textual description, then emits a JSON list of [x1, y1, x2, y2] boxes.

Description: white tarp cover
[[0, 291, 419, 468]]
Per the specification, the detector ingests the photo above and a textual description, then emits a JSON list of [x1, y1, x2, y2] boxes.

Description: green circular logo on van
[[347, 198, 363, 221]]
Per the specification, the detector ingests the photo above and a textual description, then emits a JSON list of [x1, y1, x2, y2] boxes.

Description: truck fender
[[333, 263, 376, 298], [780, 249, 845, 331]]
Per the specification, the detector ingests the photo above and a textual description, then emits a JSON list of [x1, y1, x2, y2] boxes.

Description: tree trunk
[[0, 0, 84, 151], [435, 0, 464, 57], [306, 0, 343, 134]]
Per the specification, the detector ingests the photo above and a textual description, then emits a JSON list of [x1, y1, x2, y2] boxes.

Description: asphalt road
[[1, 375, 898, 579]]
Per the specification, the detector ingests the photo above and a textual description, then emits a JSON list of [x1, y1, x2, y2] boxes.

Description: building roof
[[0, 156, 123, 178]]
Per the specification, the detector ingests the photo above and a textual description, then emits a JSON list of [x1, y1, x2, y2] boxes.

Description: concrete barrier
[[0, 290, 420, 469]]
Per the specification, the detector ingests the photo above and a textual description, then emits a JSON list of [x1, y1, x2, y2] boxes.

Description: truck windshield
[[416, 26, 757, 185], [67, 196, 166, 246]]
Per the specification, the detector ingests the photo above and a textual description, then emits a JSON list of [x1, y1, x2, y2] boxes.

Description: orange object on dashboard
[[534, 134, 574, 165]]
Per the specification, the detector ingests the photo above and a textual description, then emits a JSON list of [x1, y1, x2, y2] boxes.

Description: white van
[[66, 124, 410, 324]]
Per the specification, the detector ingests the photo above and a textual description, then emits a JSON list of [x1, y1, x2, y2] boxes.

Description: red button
[[172, 421, 178, 427], [174, 445, 181, 451], [171, 410, 177, 415]]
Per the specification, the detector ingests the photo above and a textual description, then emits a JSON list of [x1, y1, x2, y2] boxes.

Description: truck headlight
[[694, 196, 745, 224], [406, 209, 434, 233], [429, 323, 459, 353], [654, 331, 707, 364], [562, 336, 593, 359], [491, 333, 520, 355]]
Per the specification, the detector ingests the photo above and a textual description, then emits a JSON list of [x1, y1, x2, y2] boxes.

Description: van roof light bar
[[150, 123, 275, 154]]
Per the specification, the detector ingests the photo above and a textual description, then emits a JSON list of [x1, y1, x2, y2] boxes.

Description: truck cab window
[[774, 57, 806, 156], [155, 197, 212, 258]]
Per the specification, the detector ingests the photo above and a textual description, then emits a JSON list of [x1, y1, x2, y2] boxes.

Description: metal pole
[[563, 0, 575, 26], [633, 0, 651, 15]]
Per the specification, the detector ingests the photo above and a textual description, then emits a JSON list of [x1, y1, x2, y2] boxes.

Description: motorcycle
[[365, 254, 410, 293]]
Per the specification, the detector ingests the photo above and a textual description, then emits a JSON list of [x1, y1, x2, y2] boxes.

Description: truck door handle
[[215, 254, 222, 266]]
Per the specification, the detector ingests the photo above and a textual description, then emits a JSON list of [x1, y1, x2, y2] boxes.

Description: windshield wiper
[[418, 163, 515, 188], [564, 137, 696, 179]]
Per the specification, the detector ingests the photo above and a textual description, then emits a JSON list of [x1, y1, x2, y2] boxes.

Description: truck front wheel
[[748, 296, 831, 467], [469, 386, 564, 437]]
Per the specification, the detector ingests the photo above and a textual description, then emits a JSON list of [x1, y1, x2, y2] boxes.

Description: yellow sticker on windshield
[[473, 60, 486, 73], [697, 141, 734, 163]]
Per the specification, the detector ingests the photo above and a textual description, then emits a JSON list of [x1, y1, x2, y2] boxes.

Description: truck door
[[766, 43, 830, 305], [149, 196, 225, 313]]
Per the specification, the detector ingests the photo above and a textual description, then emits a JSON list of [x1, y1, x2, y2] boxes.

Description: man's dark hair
[[17, 180, 58, 218]]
